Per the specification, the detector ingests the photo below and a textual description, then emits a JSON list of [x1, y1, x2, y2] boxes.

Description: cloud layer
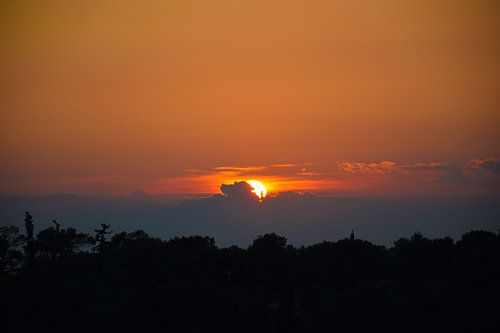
[[152, 156, 500, 198]]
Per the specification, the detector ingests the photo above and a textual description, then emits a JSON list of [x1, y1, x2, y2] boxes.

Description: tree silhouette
[[23, 211, 35, 265], [1, 212, 500, 333], [52, 219, 60, 232], [248, 233, 296, 332], [36, 226, 91, 260], [0, 226, 23, 275], [92, 223, 112, 253]]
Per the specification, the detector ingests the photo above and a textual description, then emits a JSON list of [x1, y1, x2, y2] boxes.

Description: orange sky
[[1, 0, 499, 196]]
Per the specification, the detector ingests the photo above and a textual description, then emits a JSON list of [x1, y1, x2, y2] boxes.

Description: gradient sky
[[1, 0, 499, 196]]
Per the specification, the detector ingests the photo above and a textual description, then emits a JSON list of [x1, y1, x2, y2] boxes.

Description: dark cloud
[[435, 165, 465, 183], [481, 160, 500, 174], [220, 181, 256, 201], [336, 160, 467, 183], [400, 162, 465, 183], [469, 156, 500, 175]]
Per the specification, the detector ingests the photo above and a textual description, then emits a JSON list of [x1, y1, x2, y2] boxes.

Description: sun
[[247, 180, 267, 199]]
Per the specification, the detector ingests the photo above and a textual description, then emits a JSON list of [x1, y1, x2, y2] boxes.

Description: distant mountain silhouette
[[126, 189, 159, 206], [0, 184, 499, 247]]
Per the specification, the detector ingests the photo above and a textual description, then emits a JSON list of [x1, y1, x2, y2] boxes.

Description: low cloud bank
[[1, 184, 499, 247]]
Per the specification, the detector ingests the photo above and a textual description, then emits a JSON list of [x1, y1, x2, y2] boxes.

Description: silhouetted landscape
[[1, 212, 499, 332]]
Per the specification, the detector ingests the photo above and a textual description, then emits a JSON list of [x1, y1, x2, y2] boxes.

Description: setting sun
[[247, 180, 267, 199]]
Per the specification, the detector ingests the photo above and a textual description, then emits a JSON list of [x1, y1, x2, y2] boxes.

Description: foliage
[[0, 226, 23, 275], [36, 226, 92, 260], [92, 223, 112, 253], [23, 212, 35, 265], [1, 213, 499, 332]]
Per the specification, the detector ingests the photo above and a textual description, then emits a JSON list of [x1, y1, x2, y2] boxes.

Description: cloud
[[271, 163, 296, 168], [150, 157, 500, 198], [335, 160, 468, 184], [213, 166, 267, 173], [271, 163, 313, 168], [467, 156, 500, 175], [220, 181, 257, 201], [435, 165, 465, 183], [401, 162, 451, 171], [337, 161, 398, 174], [399, 162, 465, 183]]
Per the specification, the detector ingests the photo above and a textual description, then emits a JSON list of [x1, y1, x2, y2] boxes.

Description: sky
[[1, 0, 499, 197]]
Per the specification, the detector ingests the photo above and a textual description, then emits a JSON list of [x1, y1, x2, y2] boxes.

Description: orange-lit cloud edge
[[146, 156, 500, 198]]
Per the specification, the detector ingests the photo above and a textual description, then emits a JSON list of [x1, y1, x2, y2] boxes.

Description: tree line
[[1, 212, 499, 332]]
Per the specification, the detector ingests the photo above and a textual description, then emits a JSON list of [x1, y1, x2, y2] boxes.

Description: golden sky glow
[[1, 0, 499, 196]]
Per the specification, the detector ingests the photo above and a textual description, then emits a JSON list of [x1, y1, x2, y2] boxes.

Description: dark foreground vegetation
[[1, 213, 499, 332]]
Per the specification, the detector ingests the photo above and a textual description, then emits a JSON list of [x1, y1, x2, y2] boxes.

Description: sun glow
[[247, 180, 267, 199]]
